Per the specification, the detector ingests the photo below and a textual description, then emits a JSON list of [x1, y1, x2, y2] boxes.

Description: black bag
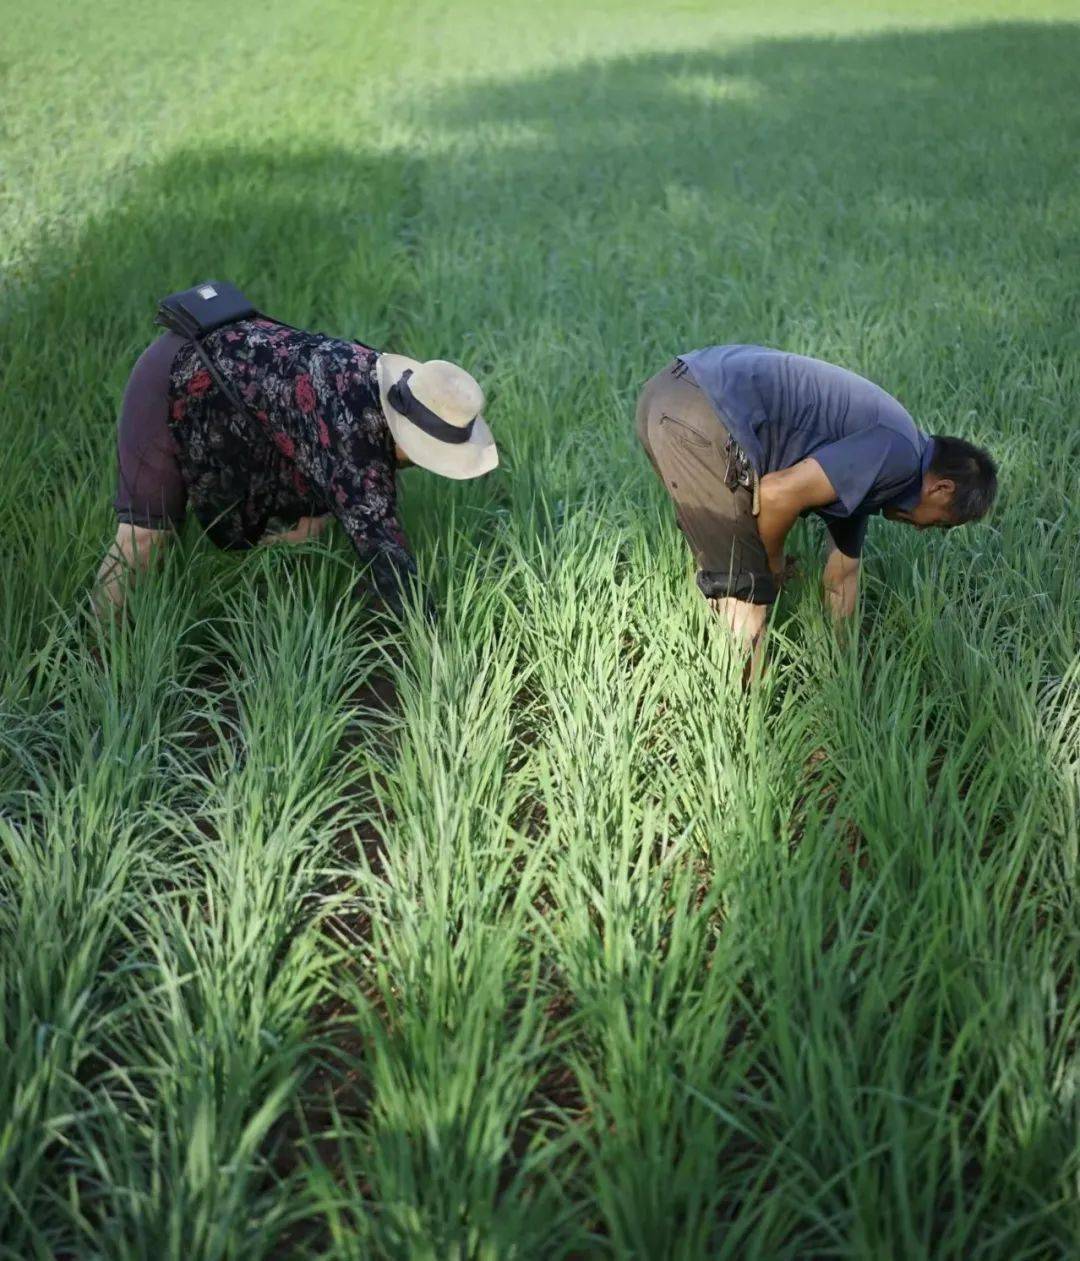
[[155, 280, 258, 340], [154, 281, 261, 419], [153, 281, 377, 425]]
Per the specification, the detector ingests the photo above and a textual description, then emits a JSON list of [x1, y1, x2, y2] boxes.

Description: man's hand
[[756, 458, 840, 576], [823, 544, 860, 622], [776, 553, 801, 588], [259, 515, 332, 546]]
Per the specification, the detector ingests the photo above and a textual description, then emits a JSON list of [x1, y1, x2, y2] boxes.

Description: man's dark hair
[[929, 435, 998, 523]]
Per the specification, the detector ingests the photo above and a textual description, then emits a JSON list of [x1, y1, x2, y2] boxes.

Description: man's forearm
[[755, 497, 801, 576], [757, 460, 850, 587]]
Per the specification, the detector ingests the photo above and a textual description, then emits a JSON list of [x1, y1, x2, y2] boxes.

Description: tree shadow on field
[[3, 16, 1078, 1256], [5, 20, 1077, 620], [413, 20, 1077, 361]]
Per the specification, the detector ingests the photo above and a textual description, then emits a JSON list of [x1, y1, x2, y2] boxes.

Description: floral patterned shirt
[[167, 318, 415, 603]]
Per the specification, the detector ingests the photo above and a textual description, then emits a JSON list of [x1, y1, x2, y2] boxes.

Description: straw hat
[[376, 353, 498, 480]]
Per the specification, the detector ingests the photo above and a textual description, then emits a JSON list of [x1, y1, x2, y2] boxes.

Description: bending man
[[637, 345, 996, 654], [97, 307, 497, 615]]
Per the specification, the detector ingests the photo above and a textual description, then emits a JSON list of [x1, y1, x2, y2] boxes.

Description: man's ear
[[930, 476, 955, 502]]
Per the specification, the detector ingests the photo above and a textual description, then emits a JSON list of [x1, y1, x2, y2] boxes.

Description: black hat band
[[387, 370, 476, 445]]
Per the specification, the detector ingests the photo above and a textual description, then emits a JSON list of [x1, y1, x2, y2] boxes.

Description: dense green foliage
[[2, 1, 1078, 1255]]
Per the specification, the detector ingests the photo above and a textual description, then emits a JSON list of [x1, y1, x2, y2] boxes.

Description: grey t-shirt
[[679, 345, 932, 557]]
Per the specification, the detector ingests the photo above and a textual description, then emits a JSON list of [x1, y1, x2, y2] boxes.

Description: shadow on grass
[[3, 20, 1076, 618], [393, 20, 1080, 569]]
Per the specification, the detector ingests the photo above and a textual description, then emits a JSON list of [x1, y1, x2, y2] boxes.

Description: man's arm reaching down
[[756, 458, 840, 579]]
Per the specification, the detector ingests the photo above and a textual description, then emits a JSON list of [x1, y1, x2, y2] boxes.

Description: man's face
[[883, 475, 957, 531]]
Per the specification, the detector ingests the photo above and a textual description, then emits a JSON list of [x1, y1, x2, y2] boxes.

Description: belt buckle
[[724, 436, 752, 491]]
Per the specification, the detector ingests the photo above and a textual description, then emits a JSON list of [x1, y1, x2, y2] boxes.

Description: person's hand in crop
[[354, 549, 438, 625], [258, 515, 332, 546], [775, 552, 802, 589]]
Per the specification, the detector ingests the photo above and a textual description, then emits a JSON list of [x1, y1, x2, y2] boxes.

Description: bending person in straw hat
[[95, 311, 497, 617]]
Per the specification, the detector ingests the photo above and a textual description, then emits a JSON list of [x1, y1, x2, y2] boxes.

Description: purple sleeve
[[308, 403, 418, 602], [810, 428, 919, 516], [329, 448, 415, 585]]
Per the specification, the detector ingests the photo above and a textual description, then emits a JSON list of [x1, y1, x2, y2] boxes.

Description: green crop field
[[2, 0, 1079, 1255]]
